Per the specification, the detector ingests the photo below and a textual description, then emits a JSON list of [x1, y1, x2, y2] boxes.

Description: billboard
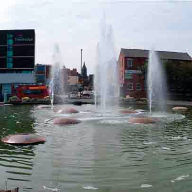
[[0, 29, 35, 69], [0, 30, 35, 45]]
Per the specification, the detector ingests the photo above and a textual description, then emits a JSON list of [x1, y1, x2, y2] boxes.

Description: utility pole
[[81, 49, 83, 75]]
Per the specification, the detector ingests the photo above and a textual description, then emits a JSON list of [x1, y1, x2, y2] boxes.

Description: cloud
[[1, 0, 192, 74]]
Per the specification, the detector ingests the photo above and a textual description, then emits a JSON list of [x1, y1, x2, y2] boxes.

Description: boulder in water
[[120, 109, 138, 114], [37, 105, 51, 109], [57, 108, 79, 114], [0, 187, 19, 192], [1, 134, 46, 145], [53, 117, 81, 125], [172, 106, 188, 112], [129, 117, 158, 124]]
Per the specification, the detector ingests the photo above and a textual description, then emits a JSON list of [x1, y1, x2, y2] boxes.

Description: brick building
[[118, 48, 192, 98], [61, 67, 80, 92]]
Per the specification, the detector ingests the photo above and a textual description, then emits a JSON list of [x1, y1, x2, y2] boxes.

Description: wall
[[119, 54, 147, 98], [68, 76, 79, 85], [118, 53, 125, 85], [0, 73, 35, 83]]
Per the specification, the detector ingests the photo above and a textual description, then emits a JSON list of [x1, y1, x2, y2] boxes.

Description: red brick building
[[118, 48, 192, 98]]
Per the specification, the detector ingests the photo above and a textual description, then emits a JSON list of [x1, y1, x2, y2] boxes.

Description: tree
[[163, 60, 192, 94]]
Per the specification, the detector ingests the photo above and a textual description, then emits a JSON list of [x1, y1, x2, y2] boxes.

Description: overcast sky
[[1, 0, 192, 74]]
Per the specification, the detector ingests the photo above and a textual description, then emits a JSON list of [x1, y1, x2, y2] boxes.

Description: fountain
[[0, 19, 191, 192], [46, 43, 81, 124], [49, 43, 65, 107], [147, 49, 168, 113], [129, 49, 169, 124], [94, 43, 100, 108], [94, 17, 119, 114]]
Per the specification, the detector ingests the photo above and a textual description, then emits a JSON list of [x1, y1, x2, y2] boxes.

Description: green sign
[[125, 73, 133, 79]]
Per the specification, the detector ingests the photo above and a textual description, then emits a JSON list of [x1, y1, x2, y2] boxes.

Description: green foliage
[[139, 60, 148, 80], [163, 60, 192, 93], [139, 59, 192, 93], [8, 96, 20, 102]]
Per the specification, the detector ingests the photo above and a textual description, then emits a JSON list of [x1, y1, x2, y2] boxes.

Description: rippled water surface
[[0, 104, 192, 192]]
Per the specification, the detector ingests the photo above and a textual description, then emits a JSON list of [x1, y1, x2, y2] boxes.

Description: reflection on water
[[0, 105, 35, 190], [0, 104, 192, 191]]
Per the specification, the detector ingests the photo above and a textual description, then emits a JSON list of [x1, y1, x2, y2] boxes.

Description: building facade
[[0, 29, 35, 101], [118, 48, 192, 99], [88, 74, 94, 89], [80, 62, 89, 87], [68, 76, 79, 85], [35, 64, 51, 84], [61, 67, 80, 92]]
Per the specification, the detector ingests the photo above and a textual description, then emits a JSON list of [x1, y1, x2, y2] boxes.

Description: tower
[[81, 62, 87, 77], [81, 49, 83, 75]]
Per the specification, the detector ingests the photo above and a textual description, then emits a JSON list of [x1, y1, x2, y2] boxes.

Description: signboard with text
[[125, 73, 133, 79], [0, 29, 35, 69], [125, 70, 142, 74], [0, 30, 35, 45]]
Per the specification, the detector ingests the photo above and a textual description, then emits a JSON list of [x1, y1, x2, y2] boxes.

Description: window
[[7, 45, 13, 51], [136, 83, 141, 91], [127, 59, 133, 68], [7, 57, 13, 63], [7, 34, 13, 39], [7, 62, 13, 68], [7, 39, 13, 45], [22, 71, 32, 74], [125, 73, 133, 79], [13, 57, 34, 68], [7, 51, 13, 57], [128, 83, 133, 91], [13, 45, 34, 56]]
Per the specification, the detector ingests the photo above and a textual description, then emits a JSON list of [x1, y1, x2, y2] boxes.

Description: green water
[[0, 104, 192, 192]]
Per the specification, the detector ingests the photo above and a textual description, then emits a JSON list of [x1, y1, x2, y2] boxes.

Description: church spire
[[81, 62, 87, 77]]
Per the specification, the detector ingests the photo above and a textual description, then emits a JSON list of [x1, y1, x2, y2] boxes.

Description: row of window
[[0, 46, 34, 56], [0, 71, 33, 73], [127, 83, 141, 91], [126, 59, 146, 69], [7, 34, 13, 69], [127, 59, 133, 68], [0, 57, 34, 68]]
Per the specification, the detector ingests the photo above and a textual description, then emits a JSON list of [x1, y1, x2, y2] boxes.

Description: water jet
[[147, 49, 168, 113], [49, 43, 65, 107], [94, 16, 119, 113]]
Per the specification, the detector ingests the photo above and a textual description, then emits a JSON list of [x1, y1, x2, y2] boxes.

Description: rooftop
[[120, 48, 192, 61]]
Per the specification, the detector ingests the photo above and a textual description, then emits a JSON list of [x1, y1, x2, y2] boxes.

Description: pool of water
[[0, 104, 192, 192]]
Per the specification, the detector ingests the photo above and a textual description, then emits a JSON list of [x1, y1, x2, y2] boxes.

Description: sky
[[1, 0, 192, 74]]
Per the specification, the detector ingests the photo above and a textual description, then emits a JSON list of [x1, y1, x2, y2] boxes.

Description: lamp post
[[81, 49, 83, 75]]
